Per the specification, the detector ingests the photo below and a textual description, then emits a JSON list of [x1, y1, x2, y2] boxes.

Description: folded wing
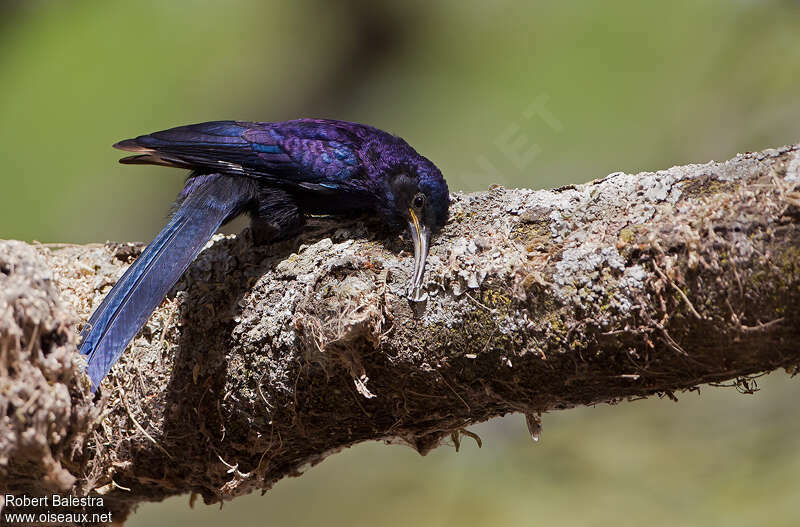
[[114, 120, 365, 186]]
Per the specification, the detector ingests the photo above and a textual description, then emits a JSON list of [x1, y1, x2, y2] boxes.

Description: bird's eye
[[412, 193, 425, 210]]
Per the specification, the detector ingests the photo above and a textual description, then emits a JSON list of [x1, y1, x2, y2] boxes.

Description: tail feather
[[80, 174, 255, 390]]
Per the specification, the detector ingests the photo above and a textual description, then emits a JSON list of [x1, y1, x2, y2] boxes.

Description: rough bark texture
[[1, 145, 799, 522]]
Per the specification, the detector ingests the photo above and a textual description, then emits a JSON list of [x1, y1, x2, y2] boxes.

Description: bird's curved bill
[[407, 209, 431, 302]]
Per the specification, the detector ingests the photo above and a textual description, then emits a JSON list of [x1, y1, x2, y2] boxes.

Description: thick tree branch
[[1, 145, 799, 522]]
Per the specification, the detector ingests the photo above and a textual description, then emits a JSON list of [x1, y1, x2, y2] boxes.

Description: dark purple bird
[[80, 119, 449, 390]]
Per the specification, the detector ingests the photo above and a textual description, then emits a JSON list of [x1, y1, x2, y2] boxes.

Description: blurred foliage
[[2, 0, 799, 525]]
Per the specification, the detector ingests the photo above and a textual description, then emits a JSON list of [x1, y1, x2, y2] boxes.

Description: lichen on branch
[[1, 144, 799, 522]]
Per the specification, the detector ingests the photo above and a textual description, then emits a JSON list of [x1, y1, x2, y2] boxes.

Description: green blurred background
[[2, 1, 800, 525]]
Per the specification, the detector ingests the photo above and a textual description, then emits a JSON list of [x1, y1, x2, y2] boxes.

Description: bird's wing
[[114, 120, 364, 189], [79, 174, 257, 390]]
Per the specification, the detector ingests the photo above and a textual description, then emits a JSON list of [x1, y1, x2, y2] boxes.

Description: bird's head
[[387, 157, 450, 301]]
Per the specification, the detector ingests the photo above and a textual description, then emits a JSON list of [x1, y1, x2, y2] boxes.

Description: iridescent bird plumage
[[80, 119, 449, 390]]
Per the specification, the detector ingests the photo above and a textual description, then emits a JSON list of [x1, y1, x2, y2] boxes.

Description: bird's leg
[[250, 187, 305, 246]]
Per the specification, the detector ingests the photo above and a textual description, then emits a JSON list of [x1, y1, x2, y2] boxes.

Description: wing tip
[[118, 153, 195, 168], [118, 154, 156, 165], [113, 138, 152, 152]]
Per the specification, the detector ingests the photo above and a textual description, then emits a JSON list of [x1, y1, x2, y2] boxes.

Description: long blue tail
[[80, 174, 255, 390]]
